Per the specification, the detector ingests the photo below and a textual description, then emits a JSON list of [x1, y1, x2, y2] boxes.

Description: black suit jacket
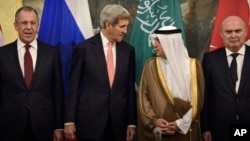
[[201, 45, 250, 141], [65, 33, 137, 140], [0, 40, 64, 141]]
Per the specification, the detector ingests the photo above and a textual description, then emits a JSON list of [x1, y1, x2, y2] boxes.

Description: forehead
[[222, 18, 245, 30], [115, 19, 129, 26], [17, 10, 38, 21]]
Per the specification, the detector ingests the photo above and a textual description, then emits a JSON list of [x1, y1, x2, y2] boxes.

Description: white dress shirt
[[225, 46, 245, 93], [17, 39, 38, 76], [100, 31, 116, 69]]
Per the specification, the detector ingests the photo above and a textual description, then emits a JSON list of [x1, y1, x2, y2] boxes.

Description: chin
[[116, 39, 122, 42]]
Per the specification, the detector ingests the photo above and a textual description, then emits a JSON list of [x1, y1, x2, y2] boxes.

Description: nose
[[122, 27, 127, 34], [26, 23, 32, 28], [152, 41, 157, 48], [231, 31, 237, 37]]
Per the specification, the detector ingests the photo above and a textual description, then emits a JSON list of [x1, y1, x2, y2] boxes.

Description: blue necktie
[[230, 53, 239, 85]]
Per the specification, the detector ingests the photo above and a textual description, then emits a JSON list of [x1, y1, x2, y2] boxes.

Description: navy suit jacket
[[64, 33, 137, 140], [0, 40, 64, 141], [201, 45, 250, 141]]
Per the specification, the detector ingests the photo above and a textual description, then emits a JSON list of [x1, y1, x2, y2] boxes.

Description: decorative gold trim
[[190, 58, 198, 120], [156, 58, 175, 105]]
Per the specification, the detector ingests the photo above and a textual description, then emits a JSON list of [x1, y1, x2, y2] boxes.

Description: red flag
[[209, 0, 250, 51], [0, 24, 5, 47]]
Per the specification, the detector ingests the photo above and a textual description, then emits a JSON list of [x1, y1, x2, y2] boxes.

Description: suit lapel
[[216, 49, 236, 93], [7, 41, 27, 88], [30, 41, 45, 89], [238, 45, 250, 95], [114, 42, 124, 87], [91, 34, 110, 87]]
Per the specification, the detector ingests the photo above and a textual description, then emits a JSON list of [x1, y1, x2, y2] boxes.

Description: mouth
[[24, 32, 33, 37], [230, 39, 239, 43]]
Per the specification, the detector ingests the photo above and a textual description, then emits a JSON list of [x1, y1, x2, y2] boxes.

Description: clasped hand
[[153, 118, 179, 135]]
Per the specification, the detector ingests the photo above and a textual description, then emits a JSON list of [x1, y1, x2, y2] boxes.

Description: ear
[[14, 22, 18, 31], [105, 22, 112, 30], [219, 32, 223, 39]]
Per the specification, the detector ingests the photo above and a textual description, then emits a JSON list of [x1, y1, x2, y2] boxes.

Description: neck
[[102, 29, 113, 42]]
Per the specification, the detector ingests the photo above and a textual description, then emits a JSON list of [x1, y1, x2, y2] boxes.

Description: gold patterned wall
[[0, 0, 22, 43]]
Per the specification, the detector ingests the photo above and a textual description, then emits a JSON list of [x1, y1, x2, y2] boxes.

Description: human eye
[[20, 21, 28, 26], [30, 21, 37, 25], [225, 30, 232, 34], [234, 29, 242, 34]]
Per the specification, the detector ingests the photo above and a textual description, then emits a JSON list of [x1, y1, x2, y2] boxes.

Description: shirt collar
[[225, 45, 245, 57], [17, 38, 38, 50], [100, 31, 109, 47]]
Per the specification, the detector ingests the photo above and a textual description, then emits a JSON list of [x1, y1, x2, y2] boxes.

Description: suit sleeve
[[64, 44, 84, 122], [53, 48, 65, 129], [201, 53, 212, 132], [127, 46, 137, 125]]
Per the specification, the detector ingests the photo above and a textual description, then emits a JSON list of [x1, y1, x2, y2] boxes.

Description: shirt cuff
[[64, 122, 75, 126], [176, 108, 192, 134], [128, 125, 136, 128], [55, 129, 64, 131]]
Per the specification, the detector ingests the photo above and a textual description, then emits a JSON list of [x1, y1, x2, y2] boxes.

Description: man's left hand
[[126, 127, 136, 141]]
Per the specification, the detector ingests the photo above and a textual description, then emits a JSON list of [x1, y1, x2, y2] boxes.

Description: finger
[[126, 130, 134, 141]]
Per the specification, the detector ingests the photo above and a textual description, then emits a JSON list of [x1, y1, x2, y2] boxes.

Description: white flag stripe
[[65, 0, 93, 39]]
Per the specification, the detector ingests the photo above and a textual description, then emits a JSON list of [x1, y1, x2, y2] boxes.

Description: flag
[[38, 0, 93, 94], [209, 0, 250, 51], [0, 24, 5, 47], [129, 0, 185, 85]]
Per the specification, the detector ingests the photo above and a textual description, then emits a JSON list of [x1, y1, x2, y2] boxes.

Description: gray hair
[[15, 6, 39, 23], [100, 4, 130, 28]]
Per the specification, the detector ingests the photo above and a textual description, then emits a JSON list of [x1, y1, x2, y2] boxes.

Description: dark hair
[[15, 6, 39, 23]]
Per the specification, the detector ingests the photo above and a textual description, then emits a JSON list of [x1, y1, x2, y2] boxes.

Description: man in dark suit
[[64, 4, 137, 141], [0, 6, 64, 141], [201, 16, 250, 141]]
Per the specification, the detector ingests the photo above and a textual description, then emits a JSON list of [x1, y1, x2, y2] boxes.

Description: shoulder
[[37, 40, 56, 49], [245, 44, 250, 48], [203, 47, 225, 61], [144, 57, 157, 67], [116, 40, 135, 54], [76, 33, 100, 47], [119, 40, 134, 47], [37, 40, 59, 55], [0, 40, 16, 48], [0, 41, 17, 53], [245, 44, 250, 52], [141, 57, 158, 76]]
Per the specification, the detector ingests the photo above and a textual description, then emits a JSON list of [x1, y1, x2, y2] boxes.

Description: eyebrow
[[225, 29, 242, 32]]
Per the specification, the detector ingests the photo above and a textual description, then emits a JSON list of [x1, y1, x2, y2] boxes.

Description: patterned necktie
[[107, 41, 114, 87], [24, 44, 33, 88], [230, 53, 239, 85]]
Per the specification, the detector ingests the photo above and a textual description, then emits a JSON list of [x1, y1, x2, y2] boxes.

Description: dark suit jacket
[[64, 33, 137, 140], [0, 40, 64, 141], [201, 45, 250, 141]]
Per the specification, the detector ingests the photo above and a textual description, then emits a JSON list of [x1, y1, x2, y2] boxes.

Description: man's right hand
[[64, 124, 76, 140], [202, 131, 212, 141]]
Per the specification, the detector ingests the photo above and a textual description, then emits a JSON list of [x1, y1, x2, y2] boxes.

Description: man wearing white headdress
[[137, 26, 204, 141]]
